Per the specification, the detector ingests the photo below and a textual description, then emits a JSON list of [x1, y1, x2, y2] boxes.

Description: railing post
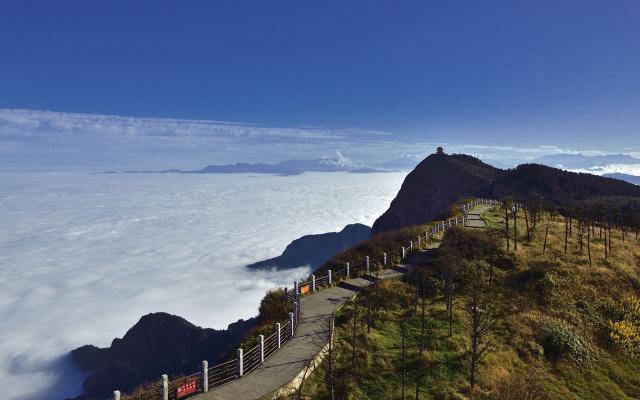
[[311, 275, 316, 291], [328, 269, 332, 284], [410, 240, 413, 252], [113, 390, 120, 400], [289, 312, 295, 337], [237, 349, 244, 377], [383, 252, 387, 266], [202, 360, 209, 392], [259, 335, 265, 363], [161, 374, 168, 400], [276, 323, 281, 348], [366, 256, 370, 274], [417, 236, 421, 247], [346, 262, 350, 278], [293, 301, 298, 325], [294, 281, 298, 298], [401, 246, 405, 259]]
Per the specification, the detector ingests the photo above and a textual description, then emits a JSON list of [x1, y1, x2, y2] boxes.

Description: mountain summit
[[372, 148, 640, 235], [372, 150, 499, 234]]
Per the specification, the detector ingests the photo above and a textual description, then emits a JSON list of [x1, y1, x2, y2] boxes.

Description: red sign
[[176, 378, 198, 398]]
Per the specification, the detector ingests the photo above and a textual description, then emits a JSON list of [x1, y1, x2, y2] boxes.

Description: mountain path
[[196, 207, 489, 400]]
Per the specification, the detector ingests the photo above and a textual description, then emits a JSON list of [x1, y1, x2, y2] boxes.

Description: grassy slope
[[294, 208, 640, 399]]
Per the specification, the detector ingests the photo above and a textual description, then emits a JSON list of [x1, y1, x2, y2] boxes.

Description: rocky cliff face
[[71, 313, 257, 400], [372, 151, 640, 235]]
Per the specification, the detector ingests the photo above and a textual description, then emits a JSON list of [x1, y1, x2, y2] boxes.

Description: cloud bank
[[0, 170, 406, 399]]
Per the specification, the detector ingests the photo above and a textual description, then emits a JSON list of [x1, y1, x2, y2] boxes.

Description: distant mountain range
[[198, 158, 370, 175], [107, 154, 424, 176], [534, 153, 640, 170], [603, 173, 640, 185], [247, 223, 371, 270]]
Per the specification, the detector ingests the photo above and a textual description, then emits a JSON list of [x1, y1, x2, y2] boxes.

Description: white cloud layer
[[0, 171, 406, 400], [4, 108, 636, 172], [568, 164, 640, 176], [0, 109, 398, 170]]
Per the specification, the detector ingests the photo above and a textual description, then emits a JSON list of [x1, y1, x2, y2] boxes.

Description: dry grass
[[296, 207, 640, 400]]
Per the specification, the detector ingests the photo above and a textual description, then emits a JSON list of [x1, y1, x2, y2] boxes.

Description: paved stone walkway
[[199, 261, 421, 400], [466, 206, 489, 229], [196, 206, 490, 400]]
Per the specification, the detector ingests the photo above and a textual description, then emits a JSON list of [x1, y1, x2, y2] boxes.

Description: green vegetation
[[291, 204, 640, 399], [608, 296, 640, 359]]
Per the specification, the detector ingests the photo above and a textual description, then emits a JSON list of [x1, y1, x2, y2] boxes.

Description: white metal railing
[[113, 198, 498, 400]]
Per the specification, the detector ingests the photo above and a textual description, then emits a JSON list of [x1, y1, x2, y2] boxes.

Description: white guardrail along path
[[112, 198, 499, 400]]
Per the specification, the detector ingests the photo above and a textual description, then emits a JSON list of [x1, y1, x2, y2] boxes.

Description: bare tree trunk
[[327, 313, 335, 400], [609, 223, 613, 256], [564, 216, 568, 254], [469, 286, 478, 388], [513, 205, 518, 250], [367, 280, 372, 334], [352, 299, 357, 368], [401, 321, 406, 400], [604, 228, 608, 259], [445, 263, 453, 337], [448, 293, 453, 337], [415, 296, 426, 400], [505, 207, 510, 251], [524, 207, 531, 242], [579, 224, 584, 255], [415, 279, 420, 313], [600, 219, 603, 239], [464, 282, 496, 389], [587, 221, 592, 267], [543, 220, 550, 255], [488, 263, 494, 288], [569, 216, 572, 236]]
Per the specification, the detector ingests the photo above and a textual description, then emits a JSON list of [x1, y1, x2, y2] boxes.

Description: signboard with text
[[176, 378, 198, 398]]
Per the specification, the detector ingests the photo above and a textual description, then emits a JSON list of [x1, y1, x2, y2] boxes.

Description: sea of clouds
[[0, 171, 406, 400]]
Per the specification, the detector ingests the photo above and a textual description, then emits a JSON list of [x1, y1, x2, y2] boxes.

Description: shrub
[[488, 252, 517, 271], [257, 288, 288, 324], [490, 373, 550, 400], [535, 273, 557, 304], [526, 340, 545, 358], [539, 320, 596, 365], [371, 280, 413, 309], [528, 260, 560, 280], [608, 296, 640, 359]]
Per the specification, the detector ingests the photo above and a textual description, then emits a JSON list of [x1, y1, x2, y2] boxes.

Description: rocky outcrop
[[71, 313, 257, 400], [248, 224, 371, 271]]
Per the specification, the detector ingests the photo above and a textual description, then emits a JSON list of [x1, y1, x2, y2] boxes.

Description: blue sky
[[1, 1, 640, 169]]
